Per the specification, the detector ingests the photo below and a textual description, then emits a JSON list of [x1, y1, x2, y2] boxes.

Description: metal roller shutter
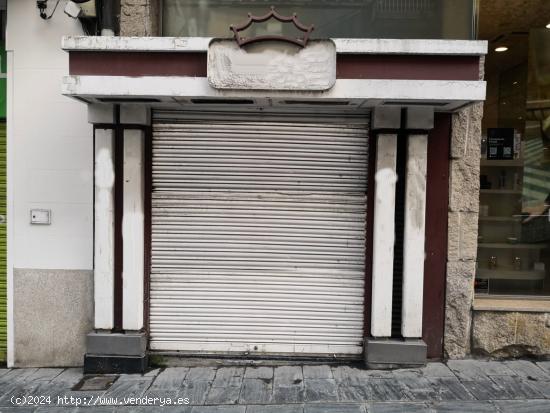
[[150, 110, 369, 356]]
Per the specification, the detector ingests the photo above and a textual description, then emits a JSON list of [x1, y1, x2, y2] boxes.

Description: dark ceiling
[[479, 0, 550, 75]]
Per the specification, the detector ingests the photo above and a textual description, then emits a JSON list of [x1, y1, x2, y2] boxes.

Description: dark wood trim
[[119, 123, 151, 336], [69, 51, 480, 82], [113, 106, 124, 332], [69, 51, 207, 77], [143, 121, 153, 340], [92, 124, 116, 130], [391, 112, 408, 337], [422, 113, 451, 359], [374, 128, 435, 135], [337, 55, 480, 81], [363, 128, 377, 337], [118, 124, 154, 130], [92, 127, 96, 287]]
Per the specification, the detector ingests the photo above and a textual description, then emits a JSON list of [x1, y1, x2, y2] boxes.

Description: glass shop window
[[162, 0, 475, 40], [475, 22, 550, 296]]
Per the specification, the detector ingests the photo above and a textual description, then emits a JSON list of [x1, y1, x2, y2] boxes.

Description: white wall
[[7, 0, 92, 270]]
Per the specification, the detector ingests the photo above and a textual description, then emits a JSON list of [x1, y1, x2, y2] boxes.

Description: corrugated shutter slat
[[150, 111, 368, 356]]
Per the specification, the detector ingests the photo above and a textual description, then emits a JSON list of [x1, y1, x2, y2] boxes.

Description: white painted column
[[122, 129, 145, 331], [94, 129, 115, 330], [371, 134, 398, 338], [401, 134, 429, 338]]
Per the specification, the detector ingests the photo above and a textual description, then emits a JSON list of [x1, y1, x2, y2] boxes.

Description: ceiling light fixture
[[495, 46, 508, 52], [546, 23, 550, 29]]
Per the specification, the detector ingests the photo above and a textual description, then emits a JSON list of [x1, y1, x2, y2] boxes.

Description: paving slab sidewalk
[[0, 360, 549, 412]]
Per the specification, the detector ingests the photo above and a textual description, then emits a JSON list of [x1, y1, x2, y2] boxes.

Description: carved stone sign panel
[[207, 39, 336, 91]]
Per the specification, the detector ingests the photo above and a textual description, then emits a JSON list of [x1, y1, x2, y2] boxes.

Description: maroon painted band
[[68, 51, 480, 82]]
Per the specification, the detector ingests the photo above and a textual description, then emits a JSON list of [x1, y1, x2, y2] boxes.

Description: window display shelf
[[479, 216, 521, 222], [473, 297, 550, 312], [476, 268, 546, 280], [478, 242, 548, 250], [480, 189, 522, 195], [480, 159, 524, 167], [475, 23, 550, 298]]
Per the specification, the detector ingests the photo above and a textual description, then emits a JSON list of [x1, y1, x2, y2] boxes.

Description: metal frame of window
[[159, 0, 478, 39]]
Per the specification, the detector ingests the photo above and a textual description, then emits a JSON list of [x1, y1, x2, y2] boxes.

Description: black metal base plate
[[84, 354, 148, 374]]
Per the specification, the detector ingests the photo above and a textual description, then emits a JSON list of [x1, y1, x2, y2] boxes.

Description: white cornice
[[62, 75, 486, 105], [62, 36, 487, 56], [333, 38, 487, 55]]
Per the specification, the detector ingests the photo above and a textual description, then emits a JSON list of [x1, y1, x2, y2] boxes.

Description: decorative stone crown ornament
[[230, 6, 315, 48]]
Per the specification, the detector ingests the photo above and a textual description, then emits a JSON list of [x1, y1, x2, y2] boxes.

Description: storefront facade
[[63, 26, 485, 371], [6, 0, 548, 372]]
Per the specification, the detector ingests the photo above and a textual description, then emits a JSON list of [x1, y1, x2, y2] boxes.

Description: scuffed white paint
[[94, 129, 115, 330], [62, 36, 487, 56], [62, 36, 212, 52], [62, 76, 486, 108], [122, 130, 145, 331], [371, 134, 398, 338], [208, 40, 336, 91], [334, 38, 487, 55], [402, 134, 429, 338]]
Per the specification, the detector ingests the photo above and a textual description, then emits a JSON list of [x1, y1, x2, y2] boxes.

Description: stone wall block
[[472, 311, 550, 358], [450, 100, 483, 161], [443, 57, 486, 360], [449, 159, 480, 213], [450, 108, 470, 160], [120, 0, 160, 37], [447, 211, 479, 261], [444, 261, 476, 359], [447, 212, 460, 261], [14, 269, 94, 367], [449, 103, 483, 213]]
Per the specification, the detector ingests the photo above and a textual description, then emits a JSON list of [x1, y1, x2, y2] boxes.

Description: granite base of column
[[365, 338, 427, 369], [84, 331, 148, 374]]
